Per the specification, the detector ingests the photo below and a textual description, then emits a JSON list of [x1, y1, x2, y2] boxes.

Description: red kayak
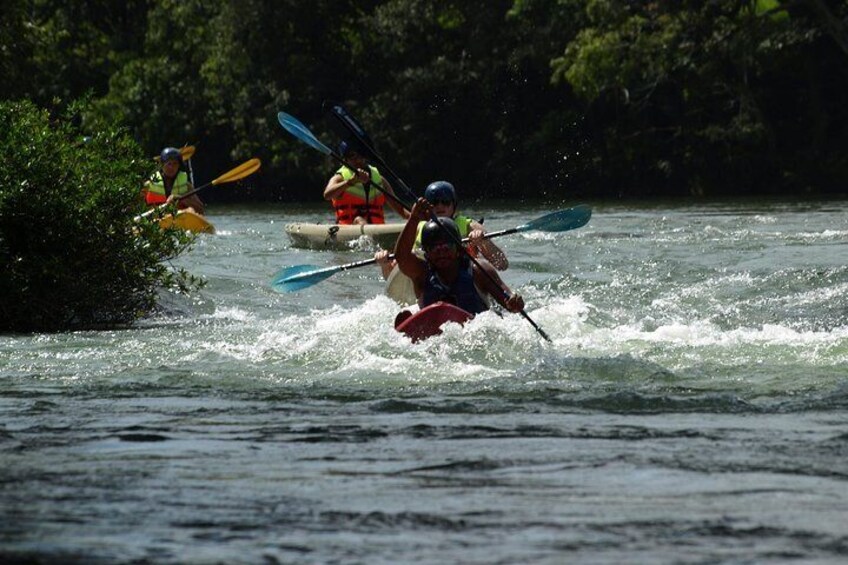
[[394, 301, 474, 342]]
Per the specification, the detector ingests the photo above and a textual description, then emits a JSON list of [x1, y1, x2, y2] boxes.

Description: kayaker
[[374, 180, 508, 279], [323, 141, 409, 226], [394, 197, 525, 315], [143, 147, 205, 215]]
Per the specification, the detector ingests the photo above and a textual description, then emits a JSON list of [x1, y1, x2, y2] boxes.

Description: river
[[2, 200, 847, 563]]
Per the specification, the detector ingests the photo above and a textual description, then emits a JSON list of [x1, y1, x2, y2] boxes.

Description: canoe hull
[[285, 222, 403, 250], [395, 301, 473, 342], [158, 210, 215, 234]]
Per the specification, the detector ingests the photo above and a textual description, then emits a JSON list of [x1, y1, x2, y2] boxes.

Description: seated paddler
[[143, 147, 205, 215], [394, 197, 525, 315], [375, 180, 508, 279], [323, 140, 409, 226]]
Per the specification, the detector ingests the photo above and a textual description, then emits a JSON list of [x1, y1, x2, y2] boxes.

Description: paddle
[[325, 102, 418, 204], [153, 145, 196, 162], [277, 109, 558, 341], [444, 215, 553, 341], [135, 158, 261, 221], [325, 105, 561, 339], [334, 104, 561, 341], [271, 205, 591, 293], [277, 112, 414, 211]]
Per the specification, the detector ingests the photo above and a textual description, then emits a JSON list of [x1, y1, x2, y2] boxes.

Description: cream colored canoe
[[285, 222, 403, 250], [158, 210, 215, 234]]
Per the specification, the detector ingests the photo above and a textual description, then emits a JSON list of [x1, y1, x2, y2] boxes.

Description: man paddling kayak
[[142, 147, 205, 215], [394, 197, 525, 315], [375, 180, 508, 278], [323, 141, 409, 225]]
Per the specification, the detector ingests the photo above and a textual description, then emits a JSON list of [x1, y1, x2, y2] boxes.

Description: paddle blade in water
[[271, 264, 333, 293]]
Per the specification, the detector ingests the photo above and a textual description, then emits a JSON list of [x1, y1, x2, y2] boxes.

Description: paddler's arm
[[323, 168, 369, 201], [473, 260, 524, 313], [394, 197, 431, 283], [166, 180, 195, 204], [380, 177, 411, 219], [178, 193, 205, 215], [468, 220, 508, 270]]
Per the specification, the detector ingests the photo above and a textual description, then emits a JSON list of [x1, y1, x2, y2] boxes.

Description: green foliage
[[0, 0, 149, 104], [546, 0, 848, 196], [3, 0, 847, 200], [0, 99, 199, 332]]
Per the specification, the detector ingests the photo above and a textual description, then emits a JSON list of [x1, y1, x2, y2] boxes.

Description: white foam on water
[[346, 235, 383, 252], [208, 306, 255, 322], [781, 281, 848, 307], [751, 215, 777, 224], [520, 231, 558, 241], [215, 295, 556, 384], [796, 229, 848, 240]]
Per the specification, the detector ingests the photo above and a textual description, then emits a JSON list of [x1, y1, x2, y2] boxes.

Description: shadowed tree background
[[2, 0, 846, 201]]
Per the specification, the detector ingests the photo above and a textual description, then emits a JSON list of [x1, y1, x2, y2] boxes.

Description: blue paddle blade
[[271, 264, 333, 293], [522, 205, 592, 233], [277, 112, 332, 156]]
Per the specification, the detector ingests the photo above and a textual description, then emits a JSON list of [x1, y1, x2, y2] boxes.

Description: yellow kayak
[[158, 210, 215, 234]]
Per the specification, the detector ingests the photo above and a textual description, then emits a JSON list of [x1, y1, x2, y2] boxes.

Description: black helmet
[[421, 217, 461, 251], [160, 147, 182, 164], [338, 140, 363, 158], [424, 181, 456, 205]]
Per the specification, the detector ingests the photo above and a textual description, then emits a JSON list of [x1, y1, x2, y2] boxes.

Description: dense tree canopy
[[2, 0, 846, 200]]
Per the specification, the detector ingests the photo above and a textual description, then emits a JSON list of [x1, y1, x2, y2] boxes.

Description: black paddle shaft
[[327, 104, 419, 204], [328, 150, 415, 212]]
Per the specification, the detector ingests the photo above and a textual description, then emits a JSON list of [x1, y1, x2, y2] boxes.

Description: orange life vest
[[331, 165, 386, 224]]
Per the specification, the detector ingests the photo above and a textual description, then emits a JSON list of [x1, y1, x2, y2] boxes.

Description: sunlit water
[[2, 200, 848, 563]]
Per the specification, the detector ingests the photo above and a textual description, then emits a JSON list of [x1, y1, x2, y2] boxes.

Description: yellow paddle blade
[[179, 145, 196, 161], [152, 144, 196, 162], [211, 158, 261, 185]]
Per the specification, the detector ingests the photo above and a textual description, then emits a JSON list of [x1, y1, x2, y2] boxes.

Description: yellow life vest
[[145, 171, 190, 205]]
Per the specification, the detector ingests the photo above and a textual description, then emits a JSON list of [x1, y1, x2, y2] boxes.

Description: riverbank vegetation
[[0, 100, 198, 332], [2, 0, 846, 200]]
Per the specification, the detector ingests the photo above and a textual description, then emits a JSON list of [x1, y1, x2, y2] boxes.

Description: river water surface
[[2, 200, 848, 563]]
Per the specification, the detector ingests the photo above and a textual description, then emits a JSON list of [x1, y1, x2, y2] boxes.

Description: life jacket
[[331, 165, 386, 225], [419, 259, 489, 315], [145, 171, 190, 205], [414, 214, 478, 261], [414, 214, 473, 249]]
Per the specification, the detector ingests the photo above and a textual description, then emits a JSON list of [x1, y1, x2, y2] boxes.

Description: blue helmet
[[424, 181, 456, 206], [338, 140, 363, 158], [421, 217, 461, 251], [160, 147, 182, 164]]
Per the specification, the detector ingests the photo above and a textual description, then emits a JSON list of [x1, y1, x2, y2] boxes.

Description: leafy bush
[[0, 99, 199, 332]]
